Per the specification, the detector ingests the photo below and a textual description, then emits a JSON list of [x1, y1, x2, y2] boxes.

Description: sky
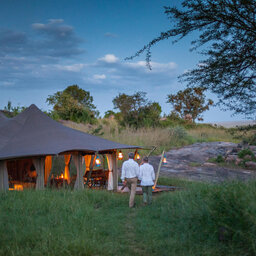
[[0, 0, 246, 122]]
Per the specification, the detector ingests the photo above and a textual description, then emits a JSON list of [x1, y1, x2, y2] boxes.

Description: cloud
[[54, 63, 85, 72], [98, 54, 119, 63], [0, 19, 86, 90], [93, 74, 106, 80], [104, 32, 118, 38], [0, 19, 83, 59], [0, 30, 27, 56], [32, 19, 74, 39], [93, 54, 177, 88]]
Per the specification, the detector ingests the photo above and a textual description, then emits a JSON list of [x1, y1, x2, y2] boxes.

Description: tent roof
[[0, 104, 140, 160]]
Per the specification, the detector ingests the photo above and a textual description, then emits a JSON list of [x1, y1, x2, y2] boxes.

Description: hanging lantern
[[118, 151, 123, 160], [135, 152, 140, 160], [163, 154, 167, 165], [95, 156, 101, 167]]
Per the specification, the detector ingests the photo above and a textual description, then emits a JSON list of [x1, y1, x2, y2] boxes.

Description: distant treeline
[[2, 84, 213, 128]]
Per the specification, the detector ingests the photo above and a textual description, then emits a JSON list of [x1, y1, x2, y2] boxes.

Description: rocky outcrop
[[224, 144, 256, 169], [149, 142, 255, 183]]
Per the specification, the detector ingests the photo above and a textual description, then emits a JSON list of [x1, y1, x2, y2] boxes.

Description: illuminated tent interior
[[0, 104, 140, 191]]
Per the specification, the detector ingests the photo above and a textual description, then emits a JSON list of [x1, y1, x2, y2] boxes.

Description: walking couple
[[121, 152, 155, 208]]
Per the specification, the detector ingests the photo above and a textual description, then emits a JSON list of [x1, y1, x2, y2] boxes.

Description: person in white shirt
[[121, 152, 140, 208], [139, 156, 155, 205]]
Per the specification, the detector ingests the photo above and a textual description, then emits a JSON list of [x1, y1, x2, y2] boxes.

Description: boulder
[[235, 158, 243, 165], [249, 146, 256, 151], [245, 161, 256, 169], [203, 162, 217, 167], [244, 154, 252, 161], [225, 155, 238, 163]]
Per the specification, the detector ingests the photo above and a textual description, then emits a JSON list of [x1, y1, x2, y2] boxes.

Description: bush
[[215, 155, 224, 163], [169, 126, 188, 140], [238, 148, 255, 160]]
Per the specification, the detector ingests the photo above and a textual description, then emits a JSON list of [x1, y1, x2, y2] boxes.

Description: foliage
[[167, 87, 213, 122], [63, 119, 239, 156], [215, 155, 224, 163], [238, 148, 255, 160], [228, 124, 256, 145], [128, 0, 256, 116], [3, 101, 26, 117], [46, 85, 98, 123], [104, 110, 116, 118], [113, 91, 161, 128], [136, 179, 256, 255], [90, 125, 104, 136], [169, 125, 188, 140], [2, 180, 256, 255]]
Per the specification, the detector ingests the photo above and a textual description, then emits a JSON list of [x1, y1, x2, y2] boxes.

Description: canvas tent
[[0, 104, 140, 191]]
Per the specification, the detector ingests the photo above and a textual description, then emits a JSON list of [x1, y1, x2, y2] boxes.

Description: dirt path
[[149, 142, 256, 183]]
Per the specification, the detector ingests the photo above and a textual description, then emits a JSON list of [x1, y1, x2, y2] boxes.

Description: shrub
[[215, 155, 224, 163], [169, 126, 188, 140], [238, 148, 255, 160]]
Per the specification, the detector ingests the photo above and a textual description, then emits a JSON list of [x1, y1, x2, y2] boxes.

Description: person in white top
[[121, 152, 140, 208], [139, 156, 155, 205]]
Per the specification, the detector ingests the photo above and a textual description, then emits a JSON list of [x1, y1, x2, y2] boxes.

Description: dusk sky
[[0, 0, 246, 122]]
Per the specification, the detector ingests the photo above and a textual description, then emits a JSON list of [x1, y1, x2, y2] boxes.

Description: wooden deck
[[117, 184, 181, 194]]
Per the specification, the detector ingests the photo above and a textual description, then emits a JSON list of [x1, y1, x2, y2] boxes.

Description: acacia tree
[[46, 85, 98, 123], [127, 0, 256, 116], [113, 91, 161, 127], [167, 87, 213, 122]]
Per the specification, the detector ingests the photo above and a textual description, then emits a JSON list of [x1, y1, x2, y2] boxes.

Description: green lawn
[[1, 178, 256, 256]]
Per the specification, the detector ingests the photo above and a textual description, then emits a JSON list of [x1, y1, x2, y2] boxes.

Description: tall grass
[[187, 126, 240, 143], [62, 119, 237, 155], [1, 180, 256, 255]]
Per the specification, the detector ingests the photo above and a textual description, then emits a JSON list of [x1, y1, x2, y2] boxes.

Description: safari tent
[[0, 104, 140, 191]]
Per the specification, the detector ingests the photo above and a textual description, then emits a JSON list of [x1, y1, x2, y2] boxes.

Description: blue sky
[[0, 0, 245, 122]]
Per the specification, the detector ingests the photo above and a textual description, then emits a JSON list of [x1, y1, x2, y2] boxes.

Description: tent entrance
[[7, 159, 36, 190]]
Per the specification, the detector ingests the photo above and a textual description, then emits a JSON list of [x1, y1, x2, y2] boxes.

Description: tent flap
[[33, 157, 45, 190], [0, 161, 9, 191], [73, 154, 84, 190]]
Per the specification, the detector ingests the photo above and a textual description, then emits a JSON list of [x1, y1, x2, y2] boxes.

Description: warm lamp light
[[95, 156, 101, 167], [14, 184, 23, 191], [60, 173, 64, 179], [163, 154, 167, 165], [118, 151, 123, 160], [135, 152, 140, 160]]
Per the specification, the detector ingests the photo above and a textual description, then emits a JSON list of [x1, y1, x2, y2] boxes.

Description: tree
[[167, 87, 213, 122], [127, 0, 256, 116], [46, 85, 97, 123], [3, 101, 26, 117], [104, 110, 116, 118], [113, 92, 161, 127]]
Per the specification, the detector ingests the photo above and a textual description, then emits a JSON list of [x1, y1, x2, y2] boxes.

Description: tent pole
[[86, 153, 96, 186], [153, 150, 165, 190], [112, 151, 118, 191]]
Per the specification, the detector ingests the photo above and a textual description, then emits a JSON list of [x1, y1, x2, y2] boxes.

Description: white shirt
[[139, 163, 155, 186], [121, 159, 139, 181]]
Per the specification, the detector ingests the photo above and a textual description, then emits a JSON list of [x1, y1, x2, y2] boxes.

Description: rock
[[244, 154, 252, 161], [235, 158, 242, 165], [237, 143, 243, 149], [225, 149, 232, 156], [150, 142, 255, 183], [203, 162, 217, 167], [249, 146, 256, 151], [245, 161, 256, 169], [225, 155, 237, 163]]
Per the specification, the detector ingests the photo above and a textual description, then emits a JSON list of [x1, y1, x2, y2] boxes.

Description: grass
[[62, 120, 239, 155], [1, 178, 256, 256]]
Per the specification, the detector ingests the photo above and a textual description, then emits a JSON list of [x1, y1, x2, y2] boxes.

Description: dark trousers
[[142, 186, 153, 204]]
